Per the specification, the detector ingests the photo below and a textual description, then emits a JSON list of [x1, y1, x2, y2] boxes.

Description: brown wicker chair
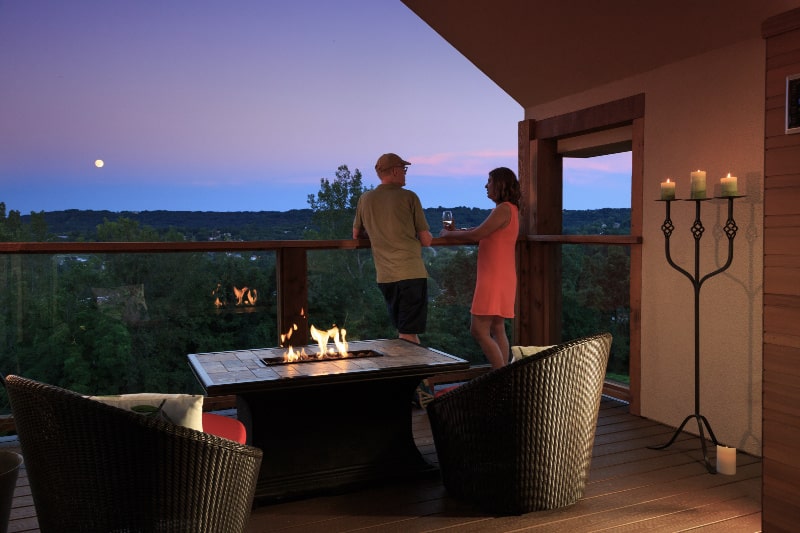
[[426, 333, 612, 515], [3, 375, 263, 533]]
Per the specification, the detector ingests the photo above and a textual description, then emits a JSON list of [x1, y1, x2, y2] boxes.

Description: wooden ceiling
[[401, 0, 800, 109]]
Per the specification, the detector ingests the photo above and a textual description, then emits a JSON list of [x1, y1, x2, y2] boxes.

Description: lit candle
[[720, 173, 738, 196], [690, 170, 706, 199], [660, 179, 676, 200], [716, 445, 736, 475]]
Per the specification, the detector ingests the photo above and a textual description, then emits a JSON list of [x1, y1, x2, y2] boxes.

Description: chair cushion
[[89, 393, 204, 431], [510, 345, 556, 363], [434, 384, 461, 397], [202, 413, 247, 444]]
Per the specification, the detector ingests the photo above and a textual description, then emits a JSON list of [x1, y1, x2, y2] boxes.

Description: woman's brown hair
[[489, 167, 521, 207]]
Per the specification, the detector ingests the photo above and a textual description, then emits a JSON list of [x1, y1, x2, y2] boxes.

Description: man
[[353, 153, 433, 344]]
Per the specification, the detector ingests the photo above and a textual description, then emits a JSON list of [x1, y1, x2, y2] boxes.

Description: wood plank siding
[[2, 398, 762, 532], [762, 7, 800, 532]]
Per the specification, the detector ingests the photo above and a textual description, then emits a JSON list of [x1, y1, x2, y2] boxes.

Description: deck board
[[2, 397, 762, 532]]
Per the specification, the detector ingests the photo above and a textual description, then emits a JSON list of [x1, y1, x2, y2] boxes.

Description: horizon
[[15, 204, 633, 217]]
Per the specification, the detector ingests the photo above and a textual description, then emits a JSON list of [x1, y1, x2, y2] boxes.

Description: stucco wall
[[527, 39, 765, 456]]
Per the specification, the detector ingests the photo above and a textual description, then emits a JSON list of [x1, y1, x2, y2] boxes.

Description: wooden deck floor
[[4, 397, 762, 532]]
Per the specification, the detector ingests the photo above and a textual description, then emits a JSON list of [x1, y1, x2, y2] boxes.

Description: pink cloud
[[563, 152, 631, 186], [408, 150, 518, 179]]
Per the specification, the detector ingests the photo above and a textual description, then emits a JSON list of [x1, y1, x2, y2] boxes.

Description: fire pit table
[[188, 339, 469, 501]]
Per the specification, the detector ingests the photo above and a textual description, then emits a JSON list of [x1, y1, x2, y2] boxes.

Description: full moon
[[94, 159, 104, 168]]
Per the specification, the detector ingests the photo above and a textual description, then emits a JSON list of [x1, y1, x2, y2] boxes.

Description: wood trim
[[0, 237, 512, 255], [532, 138, 563, 236], [0, 239, 371, 254], [534, 94, 645, 140], [627, 115, 645, 416], [516, 240, 535, 344], [522, 137, 562, 345], [762, 6, 800, 38], [526, 235, 641, 245], [603, 382, 631, 404], [515, 119, 534, 346], [517, 118, 533, 237]]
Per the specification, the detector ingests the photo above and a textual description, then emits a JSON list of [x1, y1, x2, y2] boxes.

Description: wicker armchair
[[3, 375, 263, 533], [426, 333, 612, 515]]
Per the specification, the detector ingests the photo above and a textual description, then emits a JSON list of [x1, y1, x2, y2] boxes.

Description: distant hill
[[23, 209, 317, 241], [20, 207, 631, 241]]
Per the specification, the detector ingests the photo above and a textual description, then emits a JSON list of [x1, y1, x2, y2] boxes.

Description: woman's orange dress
[[470, 202, 519, 318]]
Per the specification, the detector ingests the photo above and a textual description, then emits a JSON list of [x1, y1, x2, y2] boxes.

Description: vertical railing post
[[276, 247, 309, 346], [519, 132, 562, 346]]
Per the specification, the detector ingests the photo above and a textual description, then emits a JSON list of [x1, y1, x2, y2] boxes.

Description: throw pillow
[[89, 393, 204, 431], [510, 345, 556, 364]]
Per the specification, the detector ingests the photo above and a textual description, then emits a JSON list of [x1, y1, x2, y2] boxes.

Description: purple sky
[[1, 1, 630, 214]]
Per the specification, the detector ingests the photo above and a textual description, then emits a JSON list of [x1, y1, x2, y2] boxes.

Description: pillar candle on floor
[[716, 445, 736, 475]]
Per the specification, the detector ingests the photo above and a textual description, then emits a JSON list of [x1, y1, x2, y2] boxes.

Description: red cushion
[[434, 384, 461, 398], [202, 413, 247, 444]]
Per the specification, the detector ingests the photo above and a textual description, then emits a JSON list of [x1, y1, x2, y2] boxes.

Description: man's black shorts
[[378, 278, 428, 334]]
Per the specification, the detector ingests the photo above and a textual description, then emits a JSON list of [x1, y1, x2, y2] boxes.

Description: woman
[[440, 167, 520, 368]]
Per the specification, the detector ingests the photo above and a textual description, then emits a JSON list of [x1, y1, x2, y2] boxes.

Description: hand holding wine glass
[[442, 210, 455, 231]]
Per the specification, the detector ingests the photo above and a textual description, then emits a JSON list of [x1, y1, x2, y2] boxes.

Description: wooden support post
[[276, 248, 309, 346], [516, 118, 563, 346]]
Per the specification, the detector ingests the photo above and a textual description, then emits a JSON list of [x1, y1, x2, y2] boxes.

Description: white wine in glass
[[442, 210, 454, 231]]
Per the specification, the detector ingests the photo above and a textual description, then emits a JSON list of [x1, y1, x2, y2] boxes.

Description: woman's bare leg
[[489, 316, 510, 366], [471, 314, 509, 369]]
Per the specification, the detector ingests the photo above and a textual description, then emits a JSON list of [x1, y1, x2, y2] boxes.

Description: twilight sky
[[0, 0, 631, 214]]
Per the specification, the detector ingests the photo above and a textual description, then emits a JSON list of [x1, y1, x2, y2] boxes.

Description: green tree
[[0, 205, 21, 241], [561, 244, 630, 381], [305, 165, 371, 239], [97, 217, 159, 242]]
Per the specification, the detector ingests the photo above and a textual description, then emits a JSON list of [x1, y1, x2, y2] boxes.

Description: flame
[[233, 286, 248, 305], [212, 283, 259, 308], [280, 323, 298, 346], [246, 288, 257, 306], [281, 323, 310, 362], [283, 344, 308, 362], [310, 324, 348, 358], [279, 322, 349, 362], [212, 283, 226, 307]]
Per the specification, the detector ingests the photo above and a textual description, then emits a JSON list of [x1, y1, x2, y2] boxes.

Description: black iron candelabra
[[649, 194, 744, 473]]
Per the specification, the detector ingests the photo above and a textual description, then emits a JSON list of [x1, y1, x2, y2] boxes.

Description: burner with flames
[[261, 323, 384, 366]]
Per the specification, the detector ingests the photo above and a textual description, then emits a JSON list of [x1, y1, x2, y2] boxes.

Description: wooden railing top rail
[[527, 234, 642, 245], [0, 234, 641, 254], [0, 239, 371, 254]]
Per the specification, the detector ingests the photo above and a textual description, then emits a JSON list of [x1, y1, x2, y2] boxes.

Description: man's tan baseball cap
[[375, 153, 411, 172]]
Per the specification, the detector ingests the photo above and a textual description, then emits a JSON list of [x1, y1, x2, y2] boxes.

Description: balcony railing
[[0, 235, 636, 414]]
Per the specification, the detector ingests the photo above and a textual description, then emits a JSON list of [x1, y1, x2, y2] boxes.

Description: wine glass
[[442, 210, 454, 231]]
